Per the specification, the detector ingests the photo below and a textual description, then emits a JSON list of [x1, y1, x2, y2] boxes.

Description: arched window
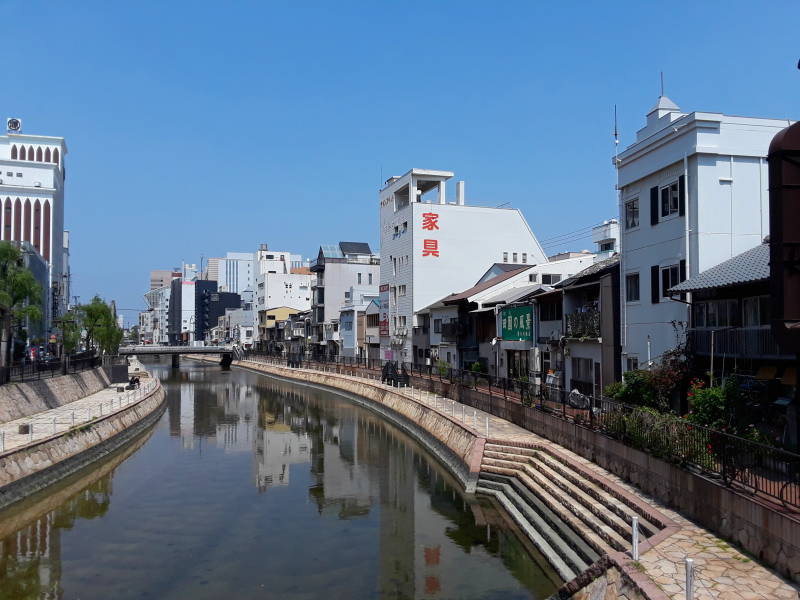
[[3, 199, 10, 241], [18, 146, 26, 160], [33, 200, 41, 252], [13, 198, 21, 241], [27, 146, 34, 161], [53, 148, 59, 165], [10, 145, 17, 160], [45, 148, 51, 163], [23, 199, 31, 243], [35, 147, 42, 162], [43, 202, 51, 262]]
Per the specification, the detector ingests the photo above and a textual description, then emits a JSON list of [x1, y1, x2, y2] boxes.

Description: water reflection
[[0, 361, 560, 599]]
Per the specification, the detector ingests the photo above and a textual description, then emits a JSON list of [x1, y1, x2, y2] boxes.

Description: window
[[434, 318, 442, 333], [402, 221, 407, 232], [446, 352, 451, 364], [625, 198, 639, 229], [368, 273, 373, 285], [357, 273, 362, 285], [398, 285, 406, 296], [698, 299, 740, 328], [503, 252, 508, 263], [600, 241, 614, 252], [399, 315, 406, 327], [541, 274, 561, 285], [513, 252, 518, 263], [529, 273, 538, 283], [344, 291, 351, 300], [540, 299, 562, 321], [522, 253, 527, 264], [625, 357, 639, 372], [661, 265, 680, 297], [392, 257, 397, 276], [742, 296, 770, 327], [625, 273, 640, 302], [660, 181, 679, 217], [541, 351, 551, 374]]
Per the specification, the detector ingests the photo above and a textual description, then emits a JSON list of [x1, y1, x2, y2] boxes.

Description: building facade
[[379, 168, 548, 363], [310, 242, 379, 357], [616, 96, 792, 373], [0, 130, 68, 334]]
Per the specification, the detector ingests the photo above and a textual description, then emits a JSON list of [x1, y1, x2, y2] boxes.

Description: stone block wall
[[0, 368, 111, 424]]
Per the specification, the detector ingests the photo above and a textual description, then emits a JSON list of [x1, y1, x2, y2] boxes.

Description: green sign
[[501, 306, 533, 341]]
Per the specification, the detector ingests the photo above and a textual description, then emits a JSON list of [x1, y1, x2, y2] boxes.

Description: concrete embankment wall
[[0, 368, 111, 424], [225, 359, 485, 492], [0, 381, 165, 510]]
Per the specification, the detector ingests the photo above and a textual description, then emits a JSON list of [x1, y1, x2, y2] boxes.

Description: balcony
[[566, 309, 600, 339], [688, 328, 792, 359]]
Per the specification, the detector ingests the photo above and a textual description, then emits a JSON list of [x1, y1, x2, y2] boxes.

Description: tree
[[0, 243, 42, 372], [78, 296, 123, 355], [61, 308, 83, 354]]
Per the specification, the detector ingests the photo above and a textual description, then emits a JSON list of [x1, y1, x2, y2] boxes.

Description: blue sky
[[3, 0, 798, 321]]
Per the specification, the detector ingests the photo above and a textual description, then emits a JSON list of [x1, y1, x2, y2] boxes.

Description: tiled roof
[[554, 255, 619, 289], [443, 265, 531, 304], [670, 243, 769, 293]]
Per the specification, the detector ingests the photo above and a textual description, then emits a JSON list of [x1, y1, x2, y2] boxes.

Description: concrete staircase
[[476, 442, 663, 582]]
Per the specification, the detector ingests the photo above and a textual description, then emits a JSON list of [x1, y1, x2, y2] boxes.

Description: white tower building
[[615, 96, 792, 372], [379, 168, 547, 363], [0, 126, 68, 333]]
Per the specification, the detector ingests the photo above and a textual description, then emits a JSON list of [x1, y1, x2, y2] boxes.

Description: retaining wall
[[0, 367, 111, 424], [0, 381, 165, 510]]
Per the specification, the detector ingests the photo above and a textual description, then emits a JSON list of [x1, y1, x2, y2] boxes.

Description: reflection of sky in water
[[0, 360, 560, 599]]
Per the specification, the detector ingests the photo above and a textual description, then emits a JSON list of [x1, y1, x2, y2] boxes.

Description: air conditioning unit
[[34, 181, 41, 187]]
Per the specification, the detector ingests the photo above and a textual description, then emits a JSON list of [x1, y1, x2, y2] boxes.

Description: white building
[[339, 287, 379, 358], [0, 127, 68, 332], [616, 96, 792, 372], [144, 284, 171, 344], [215, 251, 254, 294], [379, 168, 547, 362]]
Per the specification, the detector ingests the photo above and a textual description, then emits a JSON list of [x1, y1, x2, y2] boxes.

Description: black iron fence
[[2, 355, 102, 384], [241, 349, 800, 510]]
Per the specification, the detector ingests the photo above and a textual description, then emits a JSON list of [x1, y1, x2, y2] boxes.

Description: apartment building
[[379, 168, 547, 363], [616, 96, 792, 372], [310, 242, 379, 357]]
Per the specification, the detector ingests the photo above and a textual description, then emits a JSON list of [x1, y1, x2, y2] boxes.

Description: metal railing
[[240, 349, 800, 510], [0, 377, 160, 453], [2, 355, 102, 385], [689, 328, 791, 359]]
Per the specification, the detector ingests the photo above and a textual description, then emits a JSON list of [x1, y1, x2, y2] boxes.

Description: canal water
[[0, 360, 561, 599]]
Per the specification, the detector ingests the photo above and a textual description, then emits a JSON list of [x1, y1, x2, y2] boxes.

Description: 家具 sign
[[501, 306, 532, 341]]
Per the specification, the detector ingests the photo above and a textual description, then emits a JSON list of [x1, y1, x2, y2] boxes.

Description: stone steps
[[478, 442, 664, 558], [475, 484, 579, 583], [484, 443, 661, 537]]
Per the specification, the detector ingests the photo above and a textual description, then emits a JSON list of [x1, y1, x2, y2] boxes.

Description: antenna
[[613, 104, 619, 146], [660, 71, 665, 97]]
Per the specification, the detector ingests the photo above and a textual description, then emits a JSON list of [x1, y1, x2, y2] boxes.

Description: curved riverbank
[[0, 378, 165, 510]]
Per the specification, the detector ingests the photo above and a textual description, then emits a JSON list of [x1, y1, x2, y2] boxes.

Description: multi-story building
[[379, 168, 547, 363], [339, 287, 379, 359], [215, 251, 255, 294], [310, 242, 379, 357], [0, 126, 68, 333], [616, 95, 792, 373], [168, 278, 240, 344], [149, 269, 181, 291], [144, 284, 171, 344], [253, 245, 311, 346]]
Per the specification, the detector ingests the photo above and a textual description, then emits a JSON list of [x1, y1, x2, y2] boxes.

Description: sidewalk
[[247, 361, 799, 600], [0, 379, 158, 454]]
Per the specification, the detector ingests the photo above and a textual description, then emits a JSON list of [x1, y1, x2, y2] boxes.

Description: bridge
[[119, 345, 236, 367]]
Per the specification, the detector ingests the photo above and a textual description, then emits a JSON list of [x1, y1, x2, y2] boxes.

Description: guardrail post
[[52, 417, 56, 434], [485, 415, 490, 438], [685, 557, 694, 600], [631, 516, 639, 560], [29, 424, 33, 442]]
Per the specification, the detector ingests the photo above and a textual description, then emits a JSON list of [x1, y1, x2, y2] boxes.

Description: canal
[[0, 360, 561, 599]]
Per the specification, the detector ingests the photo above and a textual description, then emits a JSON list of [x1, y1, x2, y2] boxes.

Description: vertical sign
[[379, 284, 390, 337], [421, 212, 440, 258]]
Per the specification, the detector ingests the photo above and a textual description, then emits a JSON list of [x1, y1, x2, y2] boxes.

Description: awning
[[755, 366, 778, 380], [469, 306, 495, 314]]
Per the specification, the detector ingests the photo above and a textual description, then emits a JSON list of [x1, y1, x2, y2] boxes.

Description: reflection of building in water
[[253, 425, 310, 491], [0, 479, 112, 599], [180, 382, 195, 449]]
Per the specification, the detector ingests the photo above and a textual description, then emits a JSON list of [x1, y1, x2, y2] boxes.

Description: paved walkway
[[0, 379, 158, 454], [246, 361, 800, 600]]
